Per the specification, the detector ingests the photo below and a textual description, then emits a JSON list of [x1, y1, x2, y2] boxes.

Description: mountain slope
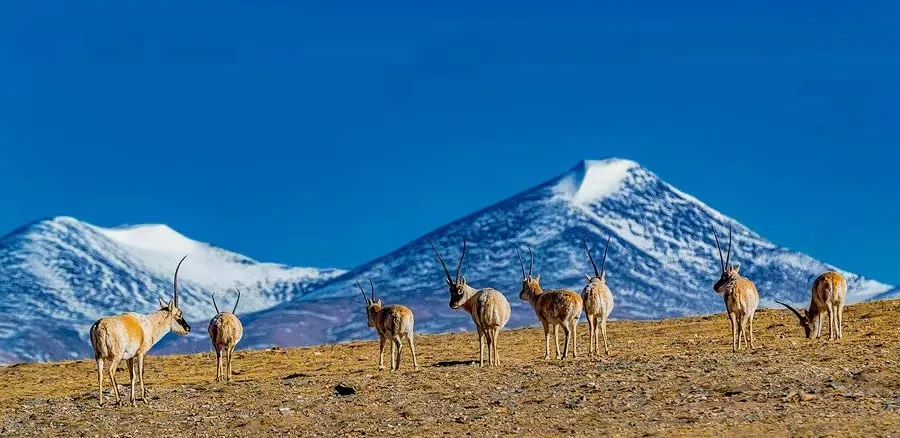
[[230, 159, 891, 350], [0, 217, 344, 363]]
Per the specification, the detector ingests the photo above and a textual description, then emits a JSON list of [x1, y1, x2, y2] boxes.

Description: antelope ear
[[733, 264, 741, 273], [461, 276, 467, 285], [376, 299, 383, 306], [445, 278, 453, 286], [158, 297, 166, 308], [167, 299, 175, 310], [584, 273, 592, 282], [535, 275, 541, 282]]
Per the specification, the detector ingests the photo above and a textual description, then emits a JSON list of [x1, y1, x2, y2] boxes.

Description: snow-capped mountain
[[226, 159, 892, 351], [1, 159, 893, 363], [0, 217, 344, 364]]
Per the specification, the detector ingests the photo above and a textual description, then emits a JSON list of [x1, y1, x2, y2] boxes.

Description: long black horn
[[173, 255, 188, 308], [583, 239, 600, 278], [775, 300, 805, 323], [231, 289, 241, 314], [455, 238, 467, 282], [713, 230, 725, 272], [599, 235, 611, 279], [528, 246, 534, 277], [429, 240, 454, 284], [212, 293, 220, 314], [356, 279, 370, 303], [516, 247, 527, 279], [725, 225, 733, 269], [367, 277, 376, 301]]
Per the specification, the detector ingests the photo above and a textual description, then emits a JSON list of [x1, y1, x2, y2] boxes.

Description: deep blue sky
[[0, 2, 897, 284]]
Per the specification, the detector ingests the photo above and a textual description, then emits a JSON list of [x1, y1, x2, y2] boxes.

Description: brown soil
[[1, 300, 898, 437]]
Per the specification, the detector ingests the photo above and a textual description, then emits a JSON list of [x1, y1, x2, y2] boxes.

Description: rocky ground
[[0, 300, 898, 437]]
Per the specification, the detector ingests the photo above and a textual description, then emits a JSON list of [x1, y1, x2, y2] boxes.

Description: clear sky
[[0, 2, 897, 284]]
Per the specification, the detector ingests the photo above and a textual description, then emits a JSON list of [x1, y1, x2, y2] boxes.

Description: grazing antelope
[[357, 278, 419, 370], [208, 289, 244, 383], [89, 255, 192, 406], [582, 237, 615, 356], [430, 238, 511, 367], [711, 225, 759, 352], [517, 247, 583, 360], [776, 271, 848, 340]]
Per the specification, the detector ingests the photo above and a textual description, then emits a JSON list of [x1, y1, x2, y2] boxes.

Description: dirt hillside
[[0, 300, 898, 437]]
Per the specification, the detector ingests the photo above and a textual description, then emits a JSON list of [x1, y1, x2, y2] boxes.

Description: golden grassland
[[0, 300, 898, 437]]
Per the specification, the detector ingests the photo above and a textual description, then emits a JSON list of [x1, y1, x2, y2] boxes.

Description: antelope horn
[[212, 293, 220, 314], [356, 279, 370, 303], [367, 277, 376, 301], [599, 235, 611, 279], [775, 300, 805, 323], [583, 239, 600, 278], [725, 225, 733, 269], [429, 240, 454, 284], [231, 289, 241, 314], [528, 246, 534, 277], [713, 230, 725, 273], [516, 247, 527, 280], [455, 238, 467, 282], [173, 255, 188, 308]]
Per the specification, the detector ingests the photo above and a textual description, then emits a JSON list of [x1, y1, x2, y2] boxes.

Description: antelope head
[[516, 246, 542, 301], [711, 225, 740, 295], [357, 277, 382, 327], [158, 255, 192, 335], [583, 236, 611, 288], [775, 300, 815, 338], [430, 238, 470, 309]]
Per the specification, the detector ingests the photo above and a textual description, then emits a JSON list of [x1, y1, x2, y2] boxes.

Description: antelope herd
[[88, 227, 851, 406]]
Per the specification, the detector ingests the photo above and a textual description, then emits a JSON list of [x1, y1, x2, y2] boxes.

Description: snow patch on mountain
[[553, 159, 637, 205]]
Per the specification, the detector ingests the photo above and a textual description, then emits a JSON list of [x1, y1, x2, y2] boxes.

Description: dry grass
[[1, 300, 898, 437]]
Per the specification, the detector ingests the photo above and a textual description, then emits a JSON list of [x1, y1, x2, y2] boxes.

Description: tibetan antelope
[[89, 255, 192, 406], [582, 237, 615, 356], [517, 247, 583, 360], [711, 225, 759, 352], [430, 238, 511, 367], [776, 271, 848, 340], [208, 289, 244, 383], [357, 277, 419, 370]]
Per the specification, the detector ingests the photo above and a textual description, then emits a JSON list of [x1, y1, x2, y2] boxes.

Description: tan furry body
[[431, 239, 511, 367], [582, 278, 614, 356], [711, 227, 759, 352], [717, 273, 760, 352], [90, 255, 191, 406], [810, 271, 848, 339], [457, 285, 512, 367], [520, 278, 583, 360], [368, 303, 418, 370], [208, 312, 244, 382], [778, 271, 848, 340], [90, 307, 190, 406]]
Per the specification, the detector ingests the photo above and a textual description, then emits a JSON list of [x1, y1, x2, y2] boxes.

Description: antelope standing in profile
[[711, 225, 759, 352], [208, 289, 244, 383], [358, 278, 419, 370], [776, 271, 848, 340], [582, 236, 615, 356], [430, 238, 511, 367], [517, 247, 583, 360], [89, 255, 192, 406]]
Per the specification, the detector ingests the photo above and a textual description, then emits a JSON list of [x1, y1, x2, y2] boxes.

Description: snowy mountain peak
[[553, 158, 639, 205], [97, 223, 196, 255]]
